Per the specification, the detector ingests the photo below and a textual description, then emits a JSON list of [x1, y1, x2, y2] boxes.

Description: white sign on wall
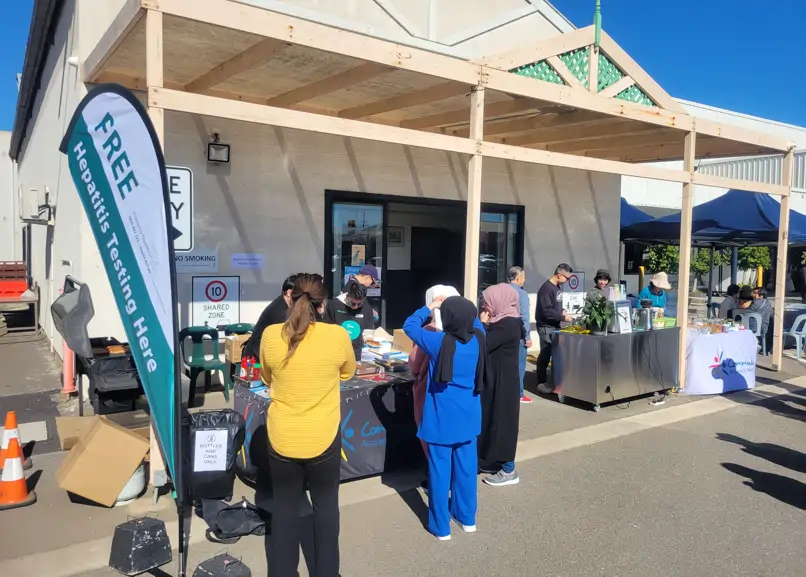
[[192, 276, 240, 328], [175, 248, 218, 274], [167, 166, 193, 252]]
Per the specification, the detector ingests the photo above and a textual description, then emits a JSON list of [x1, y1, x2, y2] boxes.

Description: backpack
[[199, 497, 270, 544]]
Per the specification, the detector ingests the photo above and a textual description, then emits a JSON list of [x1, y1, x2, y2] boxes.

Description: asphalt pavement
[[68, 382, 806, 577]]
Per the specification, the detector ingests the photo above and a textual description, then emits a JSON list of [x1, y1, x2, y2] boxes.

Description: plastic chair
[[224, 323, 254, 336], [179, 326, 232, 404], [733, 312, 765, 355], [784, 314, 806, 359]]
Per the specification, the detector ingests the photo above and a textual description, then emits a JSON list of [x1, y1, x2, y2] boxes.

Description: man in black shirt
[[242, 274, 298, 360], [324, 279, 376, 360], [535, 263, 573, 393]]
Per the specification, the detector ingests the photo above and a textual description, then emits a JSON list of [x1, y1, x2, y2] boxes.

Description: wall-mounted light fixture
[[207, 132, 230, 164]]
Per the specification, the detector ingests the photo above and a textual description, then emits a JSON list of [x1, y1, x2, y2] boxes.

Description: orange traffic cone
[[0, 412, 32, 472], [0, 438, 36, 510]]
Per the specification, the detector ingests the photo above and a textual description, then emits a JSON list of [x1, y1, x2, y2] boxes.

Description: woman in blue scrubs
[[403, 295, 486, 540]]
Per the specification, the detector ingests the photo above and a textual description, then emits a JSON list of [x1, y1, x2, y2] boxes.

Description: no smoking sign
[[192, 276, 240, 328]]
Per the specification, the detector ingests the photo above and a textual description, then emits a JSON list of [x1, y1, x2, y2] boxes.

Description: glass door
[[479, 209, 522, 292], [329, 202, 385, 317]]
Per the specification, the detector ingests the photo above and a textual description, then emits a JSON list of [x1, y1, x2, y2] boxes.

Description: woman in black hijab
[[403, 295, 486, 540]]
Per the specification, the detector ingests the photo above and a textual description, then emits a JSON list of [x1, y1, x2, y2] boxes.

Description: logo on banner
[[340, 409, 357, 462], [708, 351, 755, 376]]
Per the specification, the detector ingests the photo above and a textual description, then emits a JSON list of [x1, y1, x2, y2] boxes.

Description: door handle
[[331, 254, 339, 273]]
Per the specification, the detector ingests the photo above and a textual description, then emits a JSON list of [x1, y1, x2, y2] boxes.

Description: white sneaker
[[451, 517, 477, 533], [436, 534, 451, 541]]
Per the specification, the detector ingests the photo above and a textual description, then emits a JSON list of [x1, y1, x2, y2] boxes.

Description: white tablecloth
[[683, 329, 757, 395]]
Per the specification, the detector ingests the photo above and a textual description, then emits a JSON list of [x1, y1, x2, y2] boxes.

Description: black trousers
[[535, 326, 554, 385], [268, 435, 341, 577]]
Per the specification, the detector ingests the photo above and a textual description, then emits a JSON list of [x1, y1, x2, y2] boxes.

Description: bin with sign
[[192, 276, 241, 329]]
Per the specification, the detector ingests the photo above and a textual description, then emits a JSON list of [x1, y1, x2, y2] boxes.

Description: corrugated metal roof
[[696, 151, 806, 193]]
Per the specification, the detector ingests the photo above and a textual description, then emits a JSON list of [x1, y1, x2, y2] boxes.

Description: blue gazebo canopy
[[620, 198, 653, 229], [621, 189, 806, 246]]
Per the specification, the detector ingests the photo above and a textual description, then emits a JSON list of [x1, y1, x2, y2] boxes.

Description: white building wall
[[0, 131, 17, 261], [13, 0, 131, 355], [163, 112, 620, 330]]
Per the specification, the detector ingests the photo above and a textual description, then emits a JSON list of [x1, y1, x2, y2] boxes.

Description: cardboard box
[[225, 333, 252, 363], [393, 329, 413, 354], [56, 417, 150, 507], [56, 412, 151, 450]]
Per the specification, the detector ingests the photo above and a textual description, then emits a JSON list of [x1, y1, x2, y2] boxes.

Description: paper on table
[[193, 429, 229, 472]]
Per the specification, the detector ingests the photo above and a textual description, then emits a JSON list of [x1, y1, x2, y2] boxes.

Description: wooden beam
[[598, 76, 635, 98], [546, 55, 584, 89], [498, 120, 658, 146], [184, 38, 289, 93], [480, 26, 595, 71], [588, 45, 599, 93], [400, 98, 540, 130], [451, 110, 605, 139], [464, 86, 485, 300], [607, 138, 781, 164], [598, 32, 686, 113], [772, 148, 796, 370], [691, 173, 789, 197], [145, 8, 165, 488], [676, 131, 696, 390], [541, 130, 685, 154], [149, 87, 698, 186], [82, 0, 143, 82], [150, 0, 792, 152], [266, 63, 391, 108], [338, 82, 469, 120]]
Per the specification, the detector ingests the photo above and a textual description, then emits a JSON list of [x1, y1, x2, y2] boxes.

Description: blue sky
[[0, 0, 804, 131], [550, 0, 806, 126]]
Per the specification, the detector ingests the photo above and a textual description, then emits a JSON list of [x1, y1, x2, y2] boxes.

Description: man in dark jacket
[[535, 263, 573, 393], [242, 274, 298, 360], [324, 279, 376, 360]]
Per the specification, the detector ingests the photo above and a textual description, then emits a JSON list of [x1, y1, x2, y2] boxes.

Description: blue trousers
[[518, 341, 527, 397], [427, 438, 478, 538]]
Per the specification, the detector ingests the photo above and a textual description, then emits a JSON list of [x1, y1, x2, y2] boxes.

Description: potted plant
[[582, 293, 614, 336]]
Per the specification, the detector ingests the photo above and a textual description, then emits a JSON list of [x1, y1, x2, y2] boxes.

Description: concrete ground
[[0, 353, 803, 577]]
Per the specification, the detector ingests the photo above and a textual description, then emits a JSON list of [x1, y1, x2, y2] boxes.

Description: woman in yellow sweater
[[260, 273, 356, 577]]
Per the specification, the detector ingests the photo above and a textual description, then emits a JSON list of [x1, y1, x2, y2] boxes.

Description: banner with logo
[[60, 85, 181, 489], [684, 329, 757, 395]]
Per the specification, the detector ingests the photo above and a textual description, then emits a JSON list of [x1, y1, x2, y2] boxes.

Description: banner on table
[[60, 85, 181, 486], [685, 329, 757, 395]]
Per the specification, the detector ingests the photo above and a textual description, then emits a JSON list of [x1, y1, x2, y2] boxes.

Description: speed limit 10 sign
[[562, 272, 585, 293], [192, 276, 240, 328]]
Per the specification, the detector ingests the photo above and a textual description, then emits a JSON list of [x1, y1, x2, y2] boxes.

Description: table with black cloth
[[233, 372, 422, 484]]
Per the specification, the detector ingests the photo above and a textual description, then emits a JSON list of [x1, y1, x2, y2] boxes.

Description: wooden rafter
[[400, 98, 540, 130], [598, 32, 685, 113], [184, 38, 289, 93], [83, 0, 143, 82], [598, 76, 635, 98], [601, 137, 774, 163], [546, 55, 584, 89], [338, 82, 470, 120], [266, 63, 391, 108], [544, 130, 686, 154], [480, 26, 594, 71], [498, 120, 659, 146], [450, 110, 605, 139]]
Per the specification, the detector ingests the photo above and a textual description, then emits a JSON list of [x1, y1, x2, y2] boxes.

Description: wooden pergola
[[84, 0, 796, 381]]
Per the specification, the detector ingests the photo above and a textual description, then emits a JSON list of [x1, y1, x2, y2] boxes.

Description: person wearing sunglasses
[[324, 278, 376, 360], [535, 263, 573, 394]]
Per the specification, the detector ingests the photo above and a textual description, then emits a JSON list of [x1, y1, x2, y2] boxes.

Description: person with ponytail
[[403, 294, 486, 541], [260, 273, 355, 577]]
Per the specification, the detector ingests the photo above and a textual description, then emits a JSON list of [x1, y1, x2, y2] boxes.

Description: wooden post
[[146, 8, 167, 492], [772, 149, 795, 370], [676, 131, 696, 390], [463, 82, 485, 302], [588, 45, 599, 93]]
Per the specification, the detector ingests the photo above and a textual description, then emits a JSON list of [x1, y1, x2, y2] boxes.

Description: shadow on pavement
[[716, 433, 806, 475], [721, 462, 806, 510]]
